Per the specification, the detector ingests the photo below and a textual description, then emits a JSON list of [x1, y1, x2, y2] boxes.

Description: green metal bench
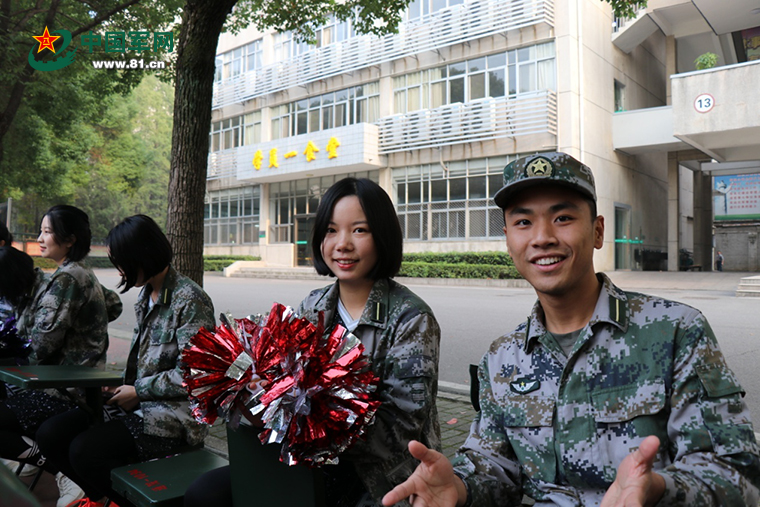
[[110, 424, 326, 507], [110, 449, 228, 507]]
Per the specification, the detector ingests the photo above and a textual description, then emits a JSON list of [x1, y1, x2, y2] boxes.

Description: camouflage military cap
[[493, 152, 596, 209]]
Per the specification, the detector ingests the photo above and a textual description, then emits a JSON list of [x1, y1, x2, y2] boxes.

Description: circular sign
[[694, 93, 715, 113]]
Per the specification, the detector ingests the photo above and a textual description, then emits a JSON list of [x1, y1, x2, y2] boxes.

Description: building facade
[[205, 0, 760, 272]]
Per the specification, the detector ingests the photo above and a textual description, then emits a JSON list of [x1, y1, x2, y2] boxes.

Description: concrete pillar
[[693, 170, 714, 271], [668, 154, 680, 271], [666, 36, 676, 106]]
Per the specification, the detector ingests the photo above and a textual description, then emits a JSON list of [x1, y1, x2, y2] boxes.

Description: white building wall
[[204, 0, 673, 272]]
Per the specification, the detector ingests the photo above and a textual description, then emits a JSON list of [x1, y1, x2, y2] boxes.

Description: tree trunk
[[167, 0, 237, 286]]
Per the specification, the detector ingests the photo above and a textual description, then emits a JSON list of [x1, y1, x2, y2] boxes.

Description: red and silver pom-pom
[[181, 318, 254, 425], [182, 303, 381, 467]]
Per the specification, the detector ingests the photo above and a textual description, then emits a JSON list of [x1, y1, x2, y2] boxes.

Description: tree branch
[[9, 0, 47, 34], [70, 0, 143, 38], [0, 0, 60, 141]]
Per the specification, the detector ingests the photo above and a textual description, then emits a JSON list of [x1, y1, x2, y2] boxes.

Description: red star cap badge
[[33, 26, 60, 53]]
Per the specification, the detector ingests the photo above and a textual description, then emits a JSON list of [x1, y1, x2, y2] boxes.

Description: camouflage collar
[[314, 278, 391, 329], [136, 264, 177, 310], [523, 273, 629, 351]]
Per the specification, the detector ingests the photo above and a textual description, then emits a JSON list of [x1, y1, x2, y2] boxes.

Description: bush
[[204, 255, 261, 272], [204, 255, 259, 261], [34, 257, 114, 270], [398, 262, 520, 279], [32, 257, 58, 270], [402, 251, 514, 267], [33, 255, 261, 272], [694, 52, 718, 70], [83, 257, 117, 269]]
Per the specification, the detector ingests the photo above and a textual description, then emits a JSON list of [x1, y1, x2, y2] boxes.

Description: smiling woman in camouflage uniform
[[185, 177, 441, 507], [37, 214, 215, 507], [0, 205, 122, 506]]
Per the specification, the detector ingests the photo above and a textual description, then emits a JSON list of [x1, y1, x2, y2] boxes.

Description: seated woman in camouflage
[[37, 214, 215, 507], [0, 205, 122, 506], [185, 177, 442, 507]]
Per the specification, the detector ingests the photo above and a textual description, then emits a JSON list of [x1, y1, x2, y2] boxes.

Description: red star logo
[[33, 26, 60, 53]]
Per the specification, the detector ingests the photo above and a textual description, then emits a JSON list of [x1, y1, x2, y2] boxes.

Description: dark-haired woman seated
[[185, 178, 441, 507], [0, 205, 122, 507], [37, 215, 215, 507]]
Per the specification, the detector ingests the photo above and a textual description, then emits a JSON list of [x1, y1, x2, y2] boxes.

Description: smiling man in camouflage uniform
[[384, 152, 760, 507]]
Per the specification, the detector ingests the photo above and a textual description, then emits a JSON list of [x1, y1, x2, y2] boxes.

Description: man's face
[[503, 185, 604, 298]]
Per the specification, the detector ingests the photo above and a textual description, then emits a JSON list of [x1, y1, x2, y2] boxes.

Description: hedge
[[33, 255, 261, 272], [204, 256, 260, 272], [398, 262, 520, 279], [402, 251, 514, 267]]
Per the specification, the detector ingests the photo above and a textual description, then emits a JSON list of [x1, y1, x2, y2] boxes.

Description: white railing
[[212, 0, 554, 108], [207, 91, 557, 179], [207, 150, 238, 181], [612, 5, 647, 34], [377, 91, 557, 154]]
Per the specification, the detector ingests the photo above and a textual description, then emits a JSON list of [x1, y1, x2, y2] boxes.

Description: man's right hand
[[382, 441, 466, 507]]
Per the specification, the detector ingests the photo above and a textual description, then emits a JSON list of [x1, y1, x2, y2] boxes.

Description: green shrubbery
[[204, 255, 260, 272], [83, 257, 117, 269], [33, 255, 261, 272], [399, 251, 521, 279], [32, 257, 58, 270], [403, 251, 514, 266]]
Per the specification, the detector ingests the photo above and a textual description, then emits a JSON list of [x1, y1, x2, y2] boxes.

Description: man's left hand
[[600, 435, 665, 507]]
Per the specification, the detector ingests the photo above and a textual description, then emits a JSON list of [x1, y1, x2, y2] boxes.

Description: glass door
[[614, 206, 632, 270], [294, 214, 315, 266]]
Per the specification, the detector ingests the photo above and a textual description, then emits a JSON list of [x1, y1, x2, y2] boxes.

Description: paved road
[[96, 269, 760, 427]]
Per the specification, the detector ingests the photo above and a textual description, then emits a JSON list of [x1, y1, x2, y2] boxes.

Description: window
[[614, 80, 626, 112], [209, 112, 262, 152], [273, 18, 353, 63], [393, 43, 555, 114], [204, 187, 261, 245], [214, 40, 262, 82], [274, 32, 310, 62], [394, 156, 513, 241], [405, 0, 464, 21], [269, 83, 380, 140]]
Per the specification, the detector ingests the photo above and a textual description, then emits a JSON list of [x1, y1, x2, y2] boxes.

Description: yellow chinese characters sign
[[251, 137, 339, 169]]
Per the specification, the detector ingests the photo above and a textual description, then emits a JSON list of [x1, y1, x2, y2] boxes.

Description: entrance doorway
[[295, 214, 315, 266], [614, 206, 633, 270]]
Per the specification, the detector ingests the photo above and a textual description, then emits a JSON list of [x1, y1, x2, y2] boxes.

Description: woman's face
[[38, 215, 72, 266], [320, 195, 378, 288]]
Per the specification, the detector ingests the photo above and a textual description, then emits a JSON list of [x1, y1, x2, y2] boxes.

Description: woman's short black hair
[[0, 222, 12, 245], [0, 246, 35, 306], [106, 215, 172, 293], [42, 205, 91, 262], [311, 177, 403, 280]]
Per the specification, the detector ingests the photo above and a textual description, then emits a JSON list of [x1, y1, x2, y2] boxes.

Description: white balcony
[[672, 61, 760, 162], [612, 106, 690, 155], [377, 91, 557, 154], [612, 61, 760, 162], [212, 0, 554, 109], [207, 123, 382, 182]]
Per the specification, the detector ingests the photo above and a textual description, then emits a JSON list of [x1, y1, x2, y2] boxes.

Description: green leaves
[[226, 0, 414, 42], [604, 0, 647, 19], [5, 75, 174, 241]]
